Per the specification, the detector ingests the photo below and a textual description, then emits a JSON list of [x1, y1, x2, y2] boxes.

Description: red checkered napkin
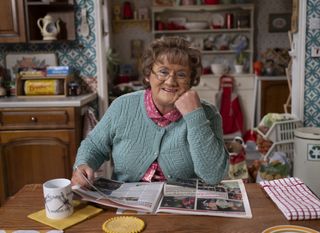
[[260, 177, 320, 220]]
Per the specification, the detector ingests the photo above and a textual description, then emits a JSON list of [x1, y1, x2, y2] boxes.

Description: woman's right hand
[[71, 164, 94, 188]]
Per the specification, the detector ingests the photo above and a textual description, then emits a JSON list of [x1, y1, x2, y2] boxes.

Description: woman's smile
[[149, 60, 191, 115]]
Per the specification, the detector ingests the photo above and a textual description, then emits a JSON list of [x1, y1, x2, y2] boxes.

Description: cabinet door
[[260, 80, 289, 118], [0, 130, 76, 198], [0, 0, 26, 43]]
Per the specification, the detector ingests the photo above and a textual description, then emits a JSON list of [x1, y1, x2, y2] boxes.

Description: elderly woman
[[72, 36, 228, 186]]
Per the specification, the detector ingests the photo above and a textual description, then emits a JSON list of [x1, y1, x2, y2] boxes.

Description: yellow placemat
[[28, 201, 103, 230]]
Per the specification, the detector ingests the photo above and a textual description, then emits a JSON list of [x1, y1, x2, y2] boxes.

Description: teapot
[[37, 14, 60, 40]]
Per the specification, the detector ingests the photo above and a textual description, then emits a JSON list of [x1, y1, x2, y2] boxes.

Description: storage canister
[[294, 127, 320, 197]]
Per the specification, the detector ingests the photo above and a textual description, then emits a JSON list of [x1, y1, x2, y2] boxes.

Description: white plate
[[185, 21, 208, 30], [262, 225, 319, 233], [211, 13, 225, 28], [214, 34, 230, 50]]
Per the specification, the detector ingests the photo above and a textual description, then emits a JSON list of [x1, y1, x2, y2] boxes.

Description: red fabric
[[144, 88, 182, 127], [218, 76, 244, 134], [141, 89, 182, 182], [229, 149, 246, 165]]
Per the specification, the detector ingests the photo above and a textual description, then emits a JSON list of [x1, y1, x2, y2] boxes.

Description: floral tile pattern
[[0, 0, 97, 90]]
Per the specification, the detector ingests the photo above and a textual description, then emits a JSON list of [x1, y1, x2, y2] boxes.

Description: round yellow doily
[[102, 216, 145, 233]]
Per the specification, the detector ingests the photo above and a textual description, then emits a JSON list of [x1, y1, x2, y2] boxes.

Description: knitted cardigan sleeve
[[183, 101, 229, 185], [73, 97, 121, 171]]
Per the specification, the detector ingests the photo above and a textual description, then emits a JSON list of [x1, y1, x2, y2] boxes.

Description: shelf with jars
[[151, 3, 254, 74], [112, 19, 151, 33], [112, 2, 151, 33]]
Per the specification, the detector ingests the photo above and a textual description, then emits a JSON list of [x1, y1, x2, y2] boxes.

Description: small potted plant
[[235, 52, 247, 74]]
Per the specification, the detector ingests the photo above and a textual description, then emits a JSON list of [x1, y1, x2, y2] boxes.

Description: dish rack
[[257, 119, 303, 142], [257, 119, 303, 173]]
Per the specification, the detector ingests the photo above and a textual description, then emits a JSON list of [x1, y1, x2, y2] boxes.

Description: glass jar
[[68, 81, 80, 96]]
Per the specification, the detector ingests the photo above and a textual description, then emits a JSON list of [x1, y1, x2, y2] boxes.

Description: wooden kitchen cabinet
[[0, 106, 82, 204], [0, 0, 75, 43], [256, 76, 289, 121], [25, 0, 75, 42], [0, 0, 26, 43]]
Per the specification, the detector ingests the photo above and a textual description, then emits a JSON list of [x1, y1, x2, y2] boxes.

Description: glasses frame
[[151, 68, 190, 82]]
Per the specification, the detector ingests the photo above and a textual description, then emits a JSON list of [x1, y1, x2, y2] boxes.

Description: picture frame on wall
[[269, 13, 292, 33], [5, 52, 58, 80]]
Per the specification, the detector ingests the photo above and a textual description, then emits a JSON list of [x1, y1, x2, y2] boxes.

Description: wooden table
[[0, 184, 320, 232]]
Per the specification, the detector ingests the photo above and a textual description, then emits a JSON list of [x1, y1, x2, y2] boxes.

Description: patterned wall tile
[[305, 0, 320, 127], [0, 0, 97, 89]]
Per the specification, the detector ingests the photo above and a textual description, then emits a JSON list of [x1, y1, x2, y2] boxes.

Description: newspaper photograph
[[157, 179, 252, 218]]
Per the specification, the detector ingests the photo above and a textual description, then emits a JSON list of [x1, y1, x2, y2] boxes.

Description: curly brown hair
[[141, 36, 202, 88]]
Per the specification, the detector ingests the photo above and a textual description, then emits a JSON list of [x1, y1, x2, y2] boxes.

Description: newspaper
[[73, 178, 252, 218], [157, 179, 252, 218], [72, 177, 164, 213]]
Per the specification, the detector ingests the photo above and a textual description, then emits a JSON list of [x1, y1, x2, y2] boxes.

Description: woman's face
[[149, 59, 191, 115]]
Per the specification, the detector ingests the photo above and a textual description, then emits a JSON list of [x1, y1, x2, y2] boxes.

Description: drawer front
[[235, 76, 255, 90], [193, 77, 220, 91], [194, 76, 254, 91], [0, 108, 75, 130]]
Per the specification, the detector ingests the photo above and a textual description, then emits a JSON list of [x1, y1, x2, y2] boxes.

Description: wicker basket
[[257, 119, 302, 143]]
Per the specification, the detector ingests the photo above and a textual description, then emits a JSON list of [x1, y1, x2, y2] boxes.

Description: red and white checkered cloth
[[260, 177, 320, 220]]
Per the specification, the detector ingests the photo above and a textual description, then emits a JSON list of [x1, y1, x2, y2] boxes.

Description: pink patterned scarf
[[141, 89, 182, 182]]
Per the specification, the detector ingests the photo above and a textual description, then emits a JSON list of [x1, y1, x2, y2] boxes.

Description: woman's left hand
[[175, 90, 201, 115]]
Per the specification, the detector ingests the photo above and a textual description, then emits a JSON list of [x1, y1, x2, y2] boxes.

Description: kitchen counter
[[0, 92, 97, 108], [0, 92, 98, 205]]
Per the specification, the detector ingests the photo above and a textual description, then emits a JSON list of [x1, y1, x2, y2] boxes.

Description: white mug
[[43, 178, 74, 219]]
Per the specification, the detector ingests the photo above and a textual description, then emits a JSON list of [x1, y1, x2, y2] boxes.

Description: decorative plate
[[211, 13, 225, 29], [262, 225, 319, 233], [213, 34, 230, 50], [230, 35, 248, 51]]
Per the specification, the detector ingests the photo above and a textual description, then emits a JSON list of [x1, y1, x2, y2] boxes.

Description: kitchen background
[[0, 0, 319, 127]]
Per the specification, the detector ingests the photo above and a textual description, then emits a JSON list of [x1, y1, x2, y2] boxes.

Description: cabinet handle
[[31, 116, 37, 122]]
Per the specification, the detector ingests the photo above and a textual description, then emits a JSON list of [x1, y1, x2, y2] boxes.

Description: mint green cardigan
[[74, 90, 228, 185]]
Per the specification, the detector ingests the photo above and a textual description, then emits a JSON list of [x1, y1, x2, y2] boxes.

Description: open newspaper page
[[156, 179, 252, 218], [72, 177, 164, 213]]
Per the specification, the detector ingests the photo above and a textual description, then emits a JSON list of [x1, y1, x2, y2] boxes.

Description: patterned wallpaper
[[304, 0, 320, 127], [0, 0, 98, 92], [255, 0, 292, 56]]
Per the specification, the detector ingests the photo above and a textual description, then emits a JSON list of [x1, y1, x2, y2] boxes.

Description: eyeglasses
[[151, 68, 190, 82]]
